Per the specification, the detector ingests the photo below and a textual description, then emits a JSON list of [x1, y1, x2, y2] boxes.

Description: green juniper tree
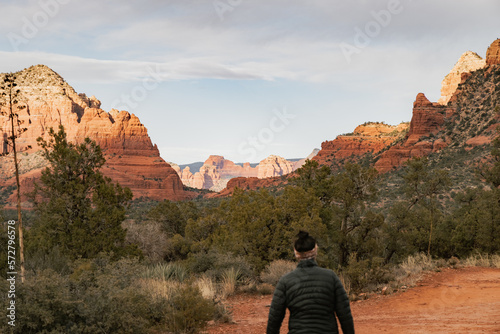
[[29, 125, 139, 260], [385, 157, 451, 261]]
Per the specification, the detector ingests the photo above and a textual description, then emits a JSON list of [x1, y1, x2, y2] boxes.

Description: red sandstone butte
[[374, 93, 455, 172], [313, 122, 408, 166], [0, 65, 193, 203]]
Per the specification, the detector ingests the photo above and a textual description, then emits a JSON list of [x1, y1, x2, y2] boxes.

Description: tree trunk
[[9, 96, 25, 283]]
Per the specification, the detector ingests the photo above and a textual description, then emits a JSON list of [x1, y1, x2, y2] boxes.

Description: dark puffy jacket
[[266, 259, 355, 334]]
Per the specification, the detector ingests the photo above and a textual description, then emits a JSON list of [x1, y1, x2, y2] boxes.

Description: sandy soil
[[206, 266, 500, 334]]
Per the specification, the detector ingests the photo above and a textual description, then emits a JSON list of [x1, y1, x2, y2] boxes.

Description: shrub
[[124, 220, 168, 262], [163, 284, 216, 334], [260, 260, 297, 286], [256, 283, 275, 295], [220, 267, 242, 297], [400, 253, 435, 276], [187, 251, 254, 283], [142, 262, 188, 282], [464, 253, 498, 267], [25, 246, 71, 276], [492, 255, 500, 268], [342, 255, 390, 293], [0, 258, 159, 334]]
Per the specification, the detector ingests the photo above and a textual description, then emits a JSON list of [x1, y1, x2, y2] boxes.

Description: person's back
[[266, 231, 355, 334]]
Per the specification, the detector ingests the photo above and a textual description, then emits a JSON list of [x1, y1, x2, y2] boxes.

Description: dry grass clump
[[260, 260, 296, 286], [390, 253, 437, 290], [256, 283, 275, 295], [195, 275, 217, 300], [463, 253, 500, 268], [492, 255, 500, 268], [139, 278, 181, 302], [221, 267, 242, 298], [400, 253, 435, 275]]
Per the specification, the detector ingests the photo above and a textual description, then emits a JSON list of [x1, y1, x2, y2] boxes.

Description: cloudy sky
[[1, 0, 499, 164]]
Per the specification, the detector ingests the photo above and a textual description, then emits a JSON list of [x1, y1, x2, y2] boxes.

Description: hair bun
[[296, 230, 309, 240]]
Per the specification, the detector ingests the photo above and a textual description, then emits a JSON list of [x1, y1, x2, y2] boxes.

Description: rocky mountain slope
[[211, 39, 500, 197], [0, 65, 194, 205], [375, 39, 500, 172]]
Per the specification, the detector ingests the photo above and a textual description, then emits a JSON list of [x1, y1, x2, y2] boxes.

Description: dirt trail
[[206, 267, 500, 334]]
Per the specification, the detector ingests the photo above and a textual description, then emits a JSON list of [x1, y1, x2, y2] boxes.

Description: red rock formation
[[313, 122, 408, 166], [204, 155, 258, 179], [374, 93, 455, 172], [0, 65, 194, 202], [486, 39, 500, 66], [175, 154, 297, 191], [206, 176, 284, 198]]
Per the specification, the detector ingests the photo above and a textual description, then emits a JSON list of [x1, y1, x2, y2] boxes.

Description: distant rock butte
[[437, 51, 486, 105], [313, 122, 409, 166], [174, 154, 299, 191], [257, 155, 293, 179], [0, 65, 194, 202]]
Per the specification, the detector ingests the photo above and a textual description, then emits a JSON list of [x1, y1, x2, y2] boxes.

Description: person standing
[[266, 231, 355, 334]]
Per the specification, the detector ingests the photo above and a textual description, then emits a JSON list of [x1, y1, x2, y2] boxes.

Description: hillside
[[210, 39, 500, 198], [0, 65, 195, 206]]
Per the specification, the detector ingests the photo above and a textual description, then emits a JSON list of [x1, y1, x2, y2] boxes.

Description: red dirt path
[[206, 266, 500, 333]]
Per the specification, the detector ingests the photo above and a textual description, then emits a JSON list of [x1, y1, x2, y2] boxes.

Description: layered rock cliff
[[375, 39, 500, 172], [313, 122, 409, 166], [0, 65, 194, 203], [374, 94, 455, 172]]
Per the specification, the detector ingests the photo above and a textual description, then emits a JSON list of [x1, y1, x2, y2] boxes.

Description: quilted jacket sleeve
[[266, 278, 287, 334], [333, 274, 355, 334]]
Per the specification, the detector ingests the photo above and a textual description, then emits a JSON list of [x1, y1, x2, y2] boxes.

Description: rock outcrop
[[374, 93, 455, 172], [437, 51, 486, 105], [486, 38, 500, 66], [0, 65, 194, 202], [206, 176, 284, 198], [313, 122, 409, 166], [257, 155, 293, 179], [291, 148, 320, 170], [174, 154, 296, 191]]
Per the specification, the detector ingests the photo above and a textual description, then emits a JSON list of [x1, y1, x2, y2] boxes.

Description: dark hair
[[294, 231, 316, 252]]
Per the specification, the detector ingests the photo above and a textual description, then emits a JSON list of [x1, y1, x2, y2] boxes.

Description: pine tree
[[29, 125, 138, 259]]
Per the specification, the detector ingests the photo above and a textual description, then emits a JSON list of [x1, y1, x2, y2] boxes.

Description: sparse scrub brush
[[260, 259, 296, 286]]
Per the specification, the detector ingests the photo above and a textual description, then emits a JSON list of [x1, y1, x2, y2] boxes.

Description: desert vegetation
[[1, 124, 499, 333]]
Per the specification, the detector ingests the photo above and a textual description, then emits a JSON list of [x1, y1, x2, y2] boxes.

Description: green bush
[[186, 251, 254, 282], [0, 257, 164, 334], [164, 284, 216, 334], [342, 255, 390, 293]]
